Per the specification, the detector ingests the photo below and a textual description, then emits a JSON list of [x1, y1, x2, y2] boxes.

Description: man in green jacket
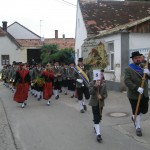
[[124, 51, 150, 137]]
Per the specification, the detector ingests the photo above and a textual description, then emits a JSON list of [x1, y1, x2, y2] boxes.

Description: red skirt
[[14, 83, 29, 103], [43, 82, 53, 100]]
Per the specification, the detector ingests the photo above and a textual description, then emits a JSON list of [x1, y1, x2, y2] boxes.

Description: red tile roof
[[44, 38, 75, 49], [0, 27, 5, 36], [17, 39, 42, 47], [16, 38, 75, 49], [79, 1, 150, 35]]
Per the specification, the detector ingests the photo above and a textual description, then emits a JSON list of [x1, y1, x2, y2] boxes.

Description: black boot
[[96, 134, 102, 142]]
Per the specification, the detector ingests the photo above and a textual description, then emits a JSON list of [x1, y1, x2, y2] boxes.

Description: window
[[106, 42, 114, 71], [1, 55, 9, 65]]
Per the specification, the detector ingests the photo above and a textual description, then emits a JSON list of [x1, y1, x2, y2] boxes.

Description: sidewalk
[[0, 97, 16, 150], [104, 91, 150, 149]]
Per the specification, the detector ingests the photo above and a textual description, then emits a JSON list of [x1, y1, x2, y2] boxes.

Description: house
[[0, 22, 21, 70], [6, 21, 42, 64], [7, 22, 75, 65], [75, 0, 150, 91], [83, 16, 150, 91]]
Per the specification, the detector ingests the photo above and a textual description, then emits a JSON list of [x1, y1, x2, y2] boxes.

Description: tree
[[49, 48, 75, 64], [40, 44, 75, 65], [40, 44, 58, 64]]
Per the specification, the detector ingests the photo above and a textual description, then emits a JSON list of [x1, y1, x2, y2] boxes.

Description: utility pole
[[40, 20, 43, 38]]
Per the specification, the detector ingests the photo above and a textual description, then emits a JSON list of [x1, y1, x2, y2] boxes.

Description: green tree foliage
[[40, 44, 58, 64], [40, 44, 75, 65], [49, 48, 75, 64]]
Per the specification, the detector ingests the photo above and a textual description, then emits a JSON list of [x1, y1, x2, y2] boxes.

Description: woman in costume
[[41, 63, 54, 105], [13, 63, 31, 108]]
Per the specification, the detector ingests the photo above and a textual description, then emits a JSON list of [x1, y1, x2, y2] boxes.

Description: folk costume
[[124, 51, 150, 137], [31, 64, 44, 100], [62, 63, 68, 95], [67, 62, 76, 98], [52, 61, 63, 100], [13, 63, 31, 108], [41, 64, 54, 106], [74, 58, 90, 113], [89, 75, 107, 142]]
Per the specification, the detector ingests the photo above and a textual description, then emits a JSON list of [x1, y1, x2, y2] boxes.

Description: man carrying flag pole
[[124, 51, 150, 137]]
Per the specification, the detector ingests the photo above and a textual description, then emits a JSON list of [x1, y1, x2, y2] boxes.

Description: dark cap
[[69, 61, 75, 65], [130, 51, 142, 58], [78, 57, 83, 62]]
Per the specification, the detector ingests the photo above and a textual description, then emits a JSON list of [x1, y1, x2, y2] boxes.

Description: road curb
[[0, 98, 17, 150]]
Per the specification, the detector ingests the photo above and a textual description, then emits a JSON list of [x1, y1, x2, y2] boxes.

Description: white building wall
[[7, 23, 40, 39], [75, 2, 87, 64], [101, 34, 121, 82], [0, 36, 22, 70], [129, 33, 150, 49], [129, 33, 150, 62]]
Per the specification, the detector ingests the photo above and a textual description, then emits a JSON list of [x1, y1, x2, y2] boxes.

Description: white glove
[[137, 87, 144, 94], [76, 79, 83, 83], [144, 68, 150, 75]]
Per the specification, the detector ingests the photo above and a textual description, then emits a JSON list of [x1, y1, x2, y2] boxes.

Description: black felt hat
[[130, 51, 142, 58], [78, 57, 83, 62]]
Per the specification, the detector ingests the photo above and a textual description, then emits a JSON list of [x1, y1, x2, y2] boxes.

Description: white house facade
[[7, 22, 40, 39], [75, 1, 87, 63], [82, 28, 150, 91], [0, 31, 21, 70]]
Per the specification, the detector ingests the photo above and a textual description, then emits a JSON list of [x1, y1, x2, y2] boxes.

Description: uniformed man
[[124, 51, 150, 137]]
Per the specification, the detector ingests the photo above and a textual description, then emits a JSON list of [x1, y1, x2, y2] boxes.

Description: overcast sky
[[0, 0, 77, 38]]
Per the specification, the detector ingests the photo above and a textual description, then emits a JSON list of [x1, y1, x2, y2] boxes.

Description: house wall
[[129, 33, 150, 59], [101, 34, 121, 81], [75, 2, 87, 64], [0, 36, 22, 70], [7, 23, 40, 39]]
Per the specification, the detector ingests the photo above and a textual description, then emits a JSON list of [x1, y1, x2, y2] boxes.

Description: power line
[[55, 0, 77, 7], [60, 0, 76, 6]]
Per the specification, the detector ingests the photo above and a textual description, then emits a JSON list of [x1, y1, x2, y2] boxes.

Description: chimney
[[2, 21, 7, 31], [55, 30, 58, 39], [62, 34, 65, 39]]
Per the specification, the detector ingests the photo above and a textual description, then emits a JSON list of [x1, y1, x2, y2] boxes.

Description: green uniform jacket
[[124, 66, 149, 99], [89, 81, 107, 107]]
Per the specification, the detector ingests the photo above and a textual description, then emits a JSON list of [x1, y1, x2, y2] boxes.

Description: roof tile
[[79, 1, 150, 35]]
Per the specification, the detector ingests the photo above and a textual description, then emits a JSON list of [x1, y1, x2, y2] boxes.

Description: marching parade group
[[0, 57, 107, 142], [1, 51, 150, 142]]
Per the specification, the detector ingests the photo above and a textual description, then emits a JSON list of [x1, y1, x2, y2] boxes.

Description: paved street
[[0, 82, 150, 150]]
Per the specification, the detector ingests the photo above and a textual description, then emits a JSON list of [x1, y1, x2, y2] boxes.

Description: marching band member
[[41, 63, 54, 106], [62, 62, 68, 95], [52, 61, 63, 100], [67, 61, 76, 98], [32, 63, 44, 100], [74, 58, 90, 113], [89, 70, 107, 142], [13, 62, 31, 108]]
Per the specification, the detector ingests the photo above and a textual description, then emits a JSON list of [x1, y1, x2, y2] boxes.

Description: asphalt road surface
[[0, 83, 150, 150]]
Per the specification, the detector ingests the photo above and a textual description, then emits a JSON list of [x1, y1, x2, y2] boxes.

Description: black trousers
[[76, 86, 90, 100], [53, 80, 61, 90], [129, 96, 149, 115], [92, 104, 103, 124]]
